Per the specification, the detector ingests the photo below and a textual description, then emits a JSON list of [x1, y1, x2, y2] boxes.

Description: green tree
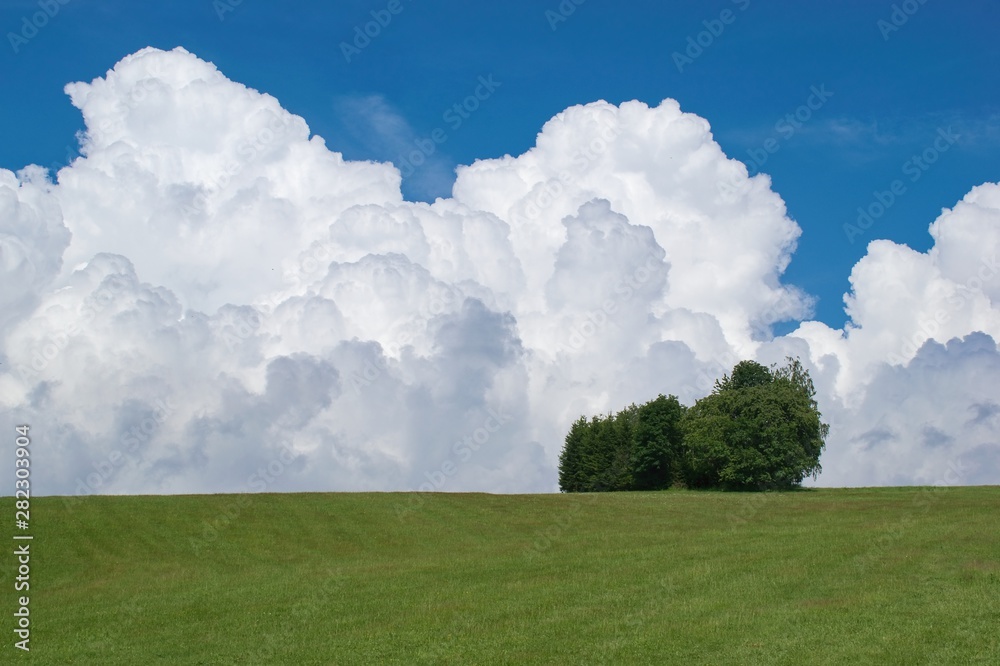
[[631, 394, 686, 490], [607, 405, 639, 490], [558, 416, 589, 492], [569, 413, 622, 492], [577, 407, 639, 492], [577, 415, 610, 491], [683, 357, 828, 490], [715, 360, 773, 392], [771, 356, 828, 482]]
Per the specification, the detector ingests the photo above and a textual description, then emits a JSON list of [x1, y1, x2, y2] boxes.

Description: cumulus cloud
[[811, 333, 1000, 487], [0, 165, 71, 333], [1, 46, 998, 496], [783, 183, 1000, 486]]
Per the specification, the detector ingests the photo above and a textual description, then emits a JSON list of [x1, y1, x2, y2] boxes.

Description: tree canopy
[[558, 395, 686, 492], [558, 358, 828, 492]]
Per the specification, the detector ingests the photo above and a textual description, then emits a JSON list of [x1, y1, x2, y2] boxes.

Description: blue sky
[[2, 0, 998, 328]]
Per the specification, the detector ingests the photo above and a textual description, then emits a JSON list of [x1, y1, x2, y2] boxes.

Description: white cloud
[[1, 46, 998, 496], [782, 183, 1000, 486], [790, 183, 1000, 401], [57, 47, 401, 314], [811, 333, 1000, 487], [0, 165, 71, 333]]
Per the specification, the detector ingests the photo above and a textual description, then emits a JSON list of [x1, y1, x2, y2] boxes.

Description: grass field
[[9, 487, 1000, 664]]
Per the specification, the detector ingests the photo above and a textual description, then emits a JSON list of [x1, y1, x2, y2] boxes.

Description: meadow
[[11, 487, 1000, 664]]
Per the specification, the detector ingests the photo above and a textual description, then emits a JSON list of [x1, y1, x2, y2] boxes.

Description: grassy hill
[[9, 487, 1000, 664]]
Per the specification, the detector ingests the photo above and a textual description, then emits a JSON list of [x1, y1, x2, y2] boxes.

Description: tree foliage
[[632, 395, 686, 490], [715, 360, 773, 392], [558, 396, 686, 492], [558, 358, 828, 492]]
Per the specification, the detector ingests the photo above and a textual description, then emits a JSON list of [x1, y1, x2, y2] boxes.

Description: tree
[[557, 357, 827, 492], [771, 356, 828, 482], [578, 415, 613, 491], [576, 406, 639, 492], [559, 398, 685, 492], [559, 412, 631, 492], [682, 357, 828, 490], [607, 405, 639, 490], [678, 397, 731, 489], [631, 395, 686, 490], [715, 360, 773, 392], [558, 416, 589, 492]]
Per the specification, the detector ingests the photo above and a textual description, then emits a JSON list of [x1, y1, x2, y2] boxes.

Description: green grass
[[8, 487, 1000, 664]]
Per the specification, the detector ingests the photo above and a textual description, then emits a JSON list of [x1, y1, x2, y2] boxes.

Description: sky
[[1, 1, 999, 496]]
